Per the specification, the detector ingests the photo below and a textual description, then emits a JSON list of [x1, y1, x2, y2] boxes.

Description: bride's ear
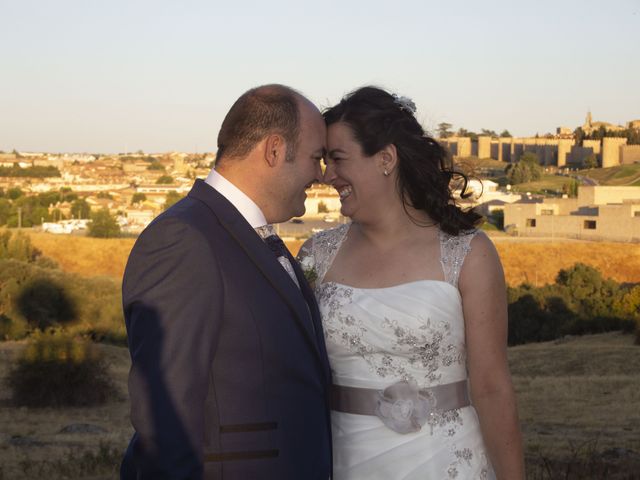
[[378, 144, 398, 177]]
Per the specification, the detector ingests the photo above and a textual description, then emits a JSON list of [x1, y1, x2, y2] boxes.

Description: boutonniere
[[299, 255, 318, 287]]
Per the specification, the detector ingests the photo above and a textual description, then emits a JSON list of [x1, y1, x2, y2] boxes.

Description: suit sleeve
[[123, 217, 223, 479]]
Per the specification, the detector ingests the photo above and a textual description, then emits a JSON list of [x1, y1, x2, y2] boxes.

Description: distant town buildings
[[504, 186, 640, 242], [581, 110, 625, 135]]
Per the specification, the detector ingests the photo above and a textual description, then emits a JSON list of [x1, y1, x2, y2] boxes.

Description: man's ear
[[264, 134, 287, 167], [378, 143, 398, 175]]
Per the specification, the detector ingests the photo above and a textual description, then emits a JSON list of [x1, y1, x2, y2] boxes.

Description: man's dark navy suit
[[121, 179, 332, 479]]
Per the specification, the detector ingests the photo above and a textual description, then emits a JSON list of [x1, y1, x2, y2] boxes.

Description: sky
[[1, 0, 639, 153]]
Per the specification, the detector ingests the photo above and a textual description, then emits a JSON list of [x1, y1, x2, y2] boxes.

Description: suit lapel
[[188, 180, 321, 361], [289, 254, 332, 384]]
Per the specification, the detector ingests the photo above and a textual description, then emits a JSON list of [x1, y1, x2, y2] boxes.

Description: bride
[[299, 87, 524, 479]]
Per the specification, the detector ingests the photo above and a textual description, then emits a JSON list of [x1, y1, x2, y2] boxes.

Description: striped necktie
[[255, 225, 300, 289]]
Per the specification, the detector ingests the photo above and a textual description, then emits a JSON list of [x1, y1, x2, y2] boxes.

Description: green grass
[[509, 174, 570, 194], [580, 163, 640, 186]]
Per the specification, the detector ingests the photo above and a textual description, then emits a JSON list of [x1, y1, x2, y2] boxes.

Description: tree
[[70, 198, 91, 219], [0, 199, 10, 225], [131, 193, 147, 205], [163, 191, 183, 211], [584, 153, 598, 169], [500, 130, 512, 138], [156, 175, 174, 184], [317, 201, 329, 213], [505, 152, 542, 184], [88, 208, 121, 238], [562, 179, 579, 197], [456, 128, 478, 141], [147, 161, 165, 171], [7, 187, 23, 200], [437, 122, 453, 139], [480, 129, 498, 137]]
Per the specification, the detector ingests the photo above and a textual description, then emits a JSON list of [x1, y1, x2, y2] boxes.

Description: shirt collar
[[204, 169, 267, 228]]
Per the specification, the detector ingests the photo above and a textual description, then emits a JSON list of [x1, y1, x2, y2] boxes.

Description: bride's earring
[[383, 169, 389, 176]]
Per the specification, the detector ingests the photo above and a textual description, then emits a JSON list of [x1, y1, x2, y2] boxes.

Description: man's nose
[[314, 161, 323, 183]]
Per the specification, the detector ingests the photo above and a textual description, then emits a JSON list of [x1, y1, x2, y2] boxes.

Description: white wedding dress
[[300, 224, 495, 480]]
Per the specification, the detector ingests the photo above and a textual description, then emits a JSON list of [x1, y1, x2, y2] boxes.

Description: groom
[[121, 84, 332, 479]]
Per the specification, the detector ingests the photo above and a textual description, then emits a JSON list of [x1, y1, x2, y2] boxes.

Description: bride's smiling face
[[324, 121, 389, 220]]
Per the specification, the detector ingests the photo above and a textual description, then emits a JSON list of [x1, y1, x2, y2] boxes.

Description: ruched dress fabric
[[299, 224, 495, 480]]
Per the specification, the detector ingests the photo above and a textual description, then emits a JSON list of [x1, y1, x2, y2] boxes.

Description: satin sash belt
[[330, 379, 471, 416]]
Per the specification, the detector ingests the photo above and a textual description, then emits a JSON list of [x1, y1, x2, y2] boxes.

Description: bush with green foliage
[[0, 229, 41, 262], [0, 230, 125, 343], [0, 165, 61, 178], [88, 208, 121, 238], [131, 192, 147, 204], [317, 201, 329, 213], [0, 188, 82, 226], [505, 152, 543, 184], [71, 198, 91, 219], [6, 329, 117, 407], [508, 263, 638, 345], [156, 175, 174, 184], [163, 190, 184, 210], [16, 278, 77, 330], [489, 210, 504, 229], [562, 179, 579, 197], [146, 161, 165, 171]]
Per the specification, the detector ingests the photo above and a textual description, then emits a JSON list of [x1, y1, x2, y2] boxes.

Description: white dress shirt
[[204, 169, 267, 228], [204, 169, 301, 289]]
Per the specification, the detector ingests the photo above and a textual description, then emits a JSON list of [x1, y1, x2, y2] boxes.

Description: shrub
[[0, 258, 124, 342], [7, 329, 117, 407], [88, 208, 121, 238], [317, 201, 329, 213], [16, 441, 121, 478], [16, 278, 77, 330], [163, 190, 184, 210], [155, 175, 174, 184], [507, 264, 640, 345]]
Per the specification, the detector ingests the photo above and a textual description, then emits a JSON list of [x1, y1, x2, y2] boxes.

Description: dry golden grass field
[[1, 333, 638, 479], [27, 230, 640, 287]]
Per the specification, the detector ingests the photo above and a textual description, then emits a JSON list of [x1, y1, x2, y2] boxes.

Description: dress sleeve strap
[[310, 223, 350, 285], [438, 229, 478, 288]]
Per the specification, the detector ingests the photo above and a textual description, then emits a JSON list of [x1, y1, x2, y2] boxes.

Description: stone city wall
[[441, 135, 634, 169], [602, 137, 628, 168], [620, 145, 640, 165]]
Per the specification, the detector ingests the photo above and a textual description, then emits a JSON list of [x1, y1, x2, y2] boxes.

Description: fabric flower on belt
[[375, 380, 435, 434]]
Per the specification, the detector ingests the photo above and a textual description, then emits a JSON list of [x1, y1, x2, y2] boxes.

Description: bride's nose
[[322, 162, 337, 185]]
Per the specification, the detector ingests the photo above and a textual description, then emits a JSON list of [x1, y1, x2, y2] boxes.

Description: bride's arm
[[458, 231, 525, 480]]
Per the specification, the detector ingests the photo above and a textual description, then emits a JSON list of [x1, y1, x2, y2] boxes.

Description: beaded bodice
[[298, 224, 477, 391]]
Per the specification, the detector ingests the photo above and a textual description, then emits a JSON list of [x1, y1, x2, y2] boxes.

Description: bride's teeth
[[339, 186, 352, 199]]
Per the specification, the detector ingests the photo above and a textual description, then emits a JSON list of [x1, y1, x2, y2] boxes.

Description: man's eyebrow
[[313, 148, 326, 157]]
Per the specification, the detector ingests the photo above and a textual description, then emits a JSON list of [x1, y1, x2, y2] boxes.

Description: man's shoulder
[[143, 194, 218, 236]]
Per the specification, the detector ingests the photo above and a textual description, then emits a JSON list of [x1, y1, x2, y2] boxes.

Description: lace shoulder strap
[[438, 229, 478, 288], [298, 223, 349, 284]]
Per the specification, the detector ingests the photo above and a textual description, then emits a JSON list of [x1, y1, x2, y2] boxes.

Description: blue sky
[[1, 0, 638, 153]]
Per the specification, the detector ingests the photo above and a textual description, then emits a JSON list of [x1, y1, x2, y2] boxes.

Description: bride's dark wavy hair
[[323, 86, 482, 236]]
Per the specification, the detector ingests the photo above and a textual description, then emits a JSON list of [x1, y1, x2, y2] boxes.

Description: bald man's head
[[216, 84, 303, 164]]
